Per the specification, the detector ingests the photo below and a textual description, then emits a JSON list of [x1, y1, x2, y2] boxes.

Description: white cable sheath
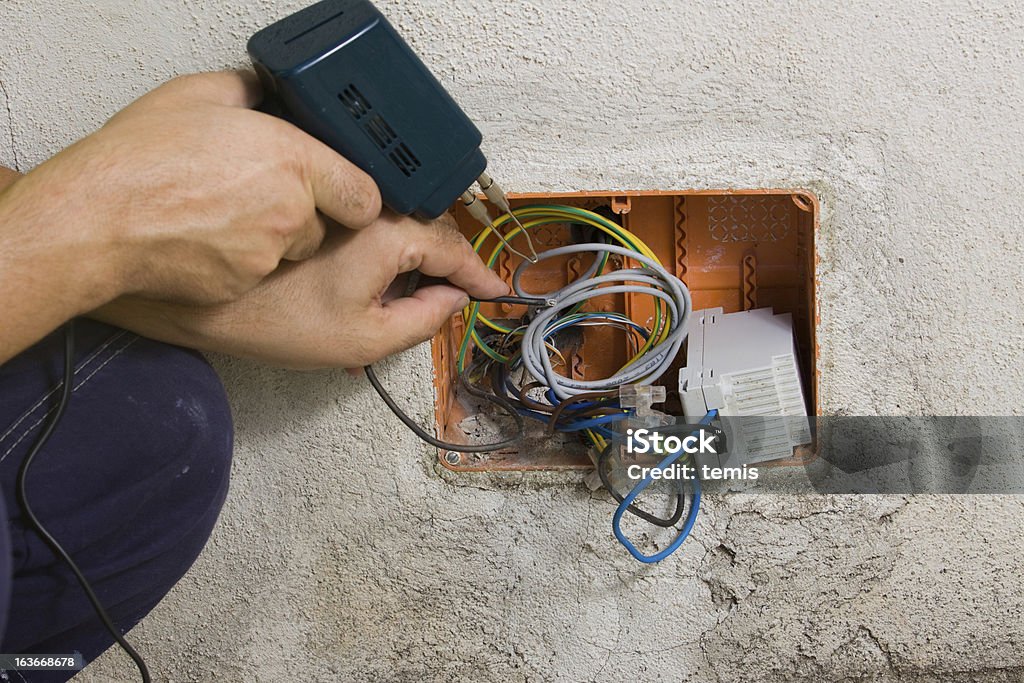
[[512, 243, 692, 399]]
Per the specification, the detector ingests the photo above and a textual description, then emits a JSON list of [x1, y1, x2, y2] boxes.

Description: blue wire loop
[[612, 410, 718, 563]]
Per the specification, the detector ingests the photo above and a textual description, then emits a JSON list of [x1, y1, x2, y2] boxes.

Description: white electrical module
[[679, 307, 811, 464]]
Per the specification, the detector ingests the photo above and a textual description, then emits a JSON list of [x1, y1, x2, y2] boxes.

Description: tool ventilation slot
[[338, 85, 370, 119], [338, 84, 421, 177], [388, 143, 421, 177]]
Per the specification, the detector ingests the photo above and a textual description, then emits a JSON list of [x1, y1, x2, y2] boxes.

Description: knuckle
[[306, 219, 328, 249], [434, 211, 460, 234], [284, 245, 313, 263], [166, 73, 198, 87], [156, 73, 207, 100], [288, 197, 315, 229], [269, 116, 306, 144], [212, 268, 255, 301], [291, 233, 323, 261], [424, 222, 454, 251], [431, 213, 461, 241], [157, 74, 190, 93], [394, 243, 418, 273], [270, 195, 313, 234], [247, 250, 280, 279]]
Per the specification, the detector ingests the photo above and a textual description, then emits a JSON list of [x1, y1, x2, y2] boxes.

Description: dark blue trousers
[[0, 321, 233, 682]]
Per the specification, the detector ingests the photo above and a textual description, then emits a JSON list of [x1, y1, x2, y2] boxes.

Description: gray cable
[[512, 243, 692, 400]]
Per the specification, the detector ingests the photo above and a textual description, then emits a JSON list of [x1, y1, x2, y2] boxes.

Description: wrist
[[89, 296, 213, 346], [0, 165, 19, 192], [1, 144, 134, 311]]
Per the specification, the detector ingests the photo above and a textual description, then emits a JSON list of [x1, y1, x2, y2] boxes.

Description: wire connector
[[618, 385, 667, 418]]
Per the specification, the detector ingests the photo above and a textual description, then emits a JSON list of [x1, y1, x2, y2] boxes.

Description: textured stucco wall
[[2, 0, 1024, 681]]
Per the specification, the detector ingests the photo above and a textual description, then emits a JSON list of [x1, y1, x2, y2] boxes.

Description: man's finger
[[371, 284, 469, 358], [150, 70, 263, 109], [282, 211, 328, 261], [302, 135, 382, 229], [388, 214, 509, 299]]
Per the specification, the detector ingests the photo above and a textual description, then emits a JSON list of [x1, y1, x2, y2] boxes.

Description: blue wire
[[559, 399, 608, 411], [502, 369, 625, 433], [612, 410, 718, 563]]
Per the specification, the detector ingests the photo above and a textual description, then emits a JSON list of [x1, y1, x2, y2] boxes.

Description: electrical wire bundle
[[367, 204, 711, 562], [456, 205, 690, 450]]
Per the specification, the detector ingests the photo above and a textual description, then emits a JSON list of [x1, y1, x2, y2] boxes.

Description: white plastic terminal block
[[619, 384, 667, 417], [679, 307, 811, 464]]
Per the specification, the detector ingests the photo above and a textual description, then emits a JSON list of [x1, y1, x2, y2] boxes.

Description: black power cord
[[470, 295, 554, 307], [364, 363, 524, 453], [15, 321, 151, 682], [596, 439, 688, 527], [595, 421, 724, 527]]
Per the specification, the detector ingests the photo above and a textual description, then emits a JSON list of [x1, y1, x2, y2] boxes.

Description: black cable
[[470, 295, 554, 307], [364, 362, 524, 453], [15, 321, 151, 683], [490, 362, 683, 525], [596, 439, 688, 527]]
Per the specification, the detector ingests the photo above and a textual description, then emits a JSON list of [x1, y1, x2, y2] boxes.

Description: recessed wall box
[[431, 191, 820, 471]]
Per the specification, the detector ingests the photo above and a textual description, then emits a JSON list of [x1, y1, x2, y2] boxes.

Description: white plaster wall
[[2, 0, 1023, 680]]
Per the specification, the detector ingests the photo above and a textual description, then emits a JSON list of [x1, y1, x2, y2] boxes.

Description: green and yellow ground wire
[[456, 204, 690, 450]]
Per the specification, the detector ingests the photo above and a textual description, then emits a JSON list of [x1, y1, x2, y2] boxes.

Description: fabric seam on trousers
[[0, 330, 129, 446], [0, 335, 140, 464]]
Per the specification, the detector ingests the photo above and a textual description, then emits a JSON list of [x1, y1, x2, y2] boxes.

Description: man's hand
[[92, 212, 510, 368], [59, 70, 381, 303], [0, 71, 381, 361]]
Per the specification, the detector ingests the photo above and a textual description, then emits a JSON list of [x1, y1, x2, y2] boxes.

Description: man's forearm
[[0, 166, 19, 191], [3, 164, 233, 359], [0, 163, 125, 362]]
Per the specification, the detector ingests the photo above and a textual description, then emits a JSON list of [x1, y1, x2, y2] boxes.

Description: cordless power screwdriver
[[247, 0, 537, 262]]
